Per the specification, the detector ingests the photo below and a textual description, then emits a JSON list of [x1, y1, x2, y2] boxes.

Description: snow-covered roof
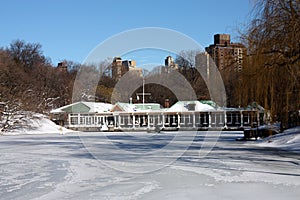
[[111, 102, 163, 112], [50, 100, 264, 114], [82, 102, 112, 113], [50, 102, 112, 114], [167, 101, 214, 112]]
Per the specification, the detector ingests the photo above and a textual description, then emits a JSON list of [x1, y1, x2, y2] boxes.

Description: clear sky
[[0, 0, 253, 66]]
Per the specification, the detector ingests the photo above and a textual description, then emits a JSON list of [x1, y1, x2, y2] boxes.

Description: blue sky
[[0, 0, 253, 66]]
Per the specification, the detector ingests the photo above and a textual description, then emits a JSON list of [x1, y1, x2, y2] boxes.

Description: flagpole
[[142, 76, 145, 105]]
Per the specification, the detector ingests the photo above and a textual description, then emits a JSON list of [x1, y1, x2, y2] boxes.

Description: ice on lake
[[0, 131, 300, 200]]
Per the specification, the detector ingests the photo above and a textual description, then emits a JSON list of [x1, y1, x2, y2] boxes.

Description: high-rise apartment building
[[164, 55, 178, 72], [111, 57, 141, 80], [205, 34, 246, 72]]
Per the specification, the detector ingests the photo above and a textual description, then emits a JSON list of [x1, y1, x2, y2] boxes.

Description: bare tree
[[175, 50, 202, 69], [8, 40, 49, 71]]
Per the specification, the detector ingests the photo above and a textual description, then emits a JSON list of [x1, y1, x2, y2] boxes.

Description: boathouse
[[50, 101, 265, 132]]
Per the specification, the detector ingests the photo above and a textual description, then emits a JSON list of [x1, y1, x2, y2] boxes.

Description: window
[[70, 116, 78, 125]]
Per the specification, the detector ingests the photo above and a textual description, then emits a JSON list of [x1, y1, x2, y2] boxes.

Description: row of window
[[68, 113, 258, 127]]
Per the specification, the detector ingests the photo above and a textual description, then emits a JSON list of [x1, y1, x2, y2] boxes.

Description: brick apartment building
[[205, 34, 246, 72]]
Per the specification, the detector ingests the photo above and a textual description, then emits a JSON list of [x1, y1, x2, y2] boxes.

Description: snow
[[1, 114, 75, 135], [0, 130, 299, 199], [255, 126, 300, 152], [113, 102, 143, 112], [113, 102, 163, 112], [167, 101, 214, 112], [82, 101, 113, 113]]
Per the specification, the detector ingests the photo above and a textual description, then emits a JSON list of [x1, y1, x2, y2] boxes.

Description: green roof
[[62, 102, 91, 113], [200, 100, 218, 108]]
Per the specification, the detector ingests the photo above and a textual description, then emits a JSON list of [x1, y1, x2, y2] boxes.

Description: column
[[173, 115, 176, 126], [224, 111, 227, 128], [219, 113, 222, 127], [132, 114, 135, 129], [248, 113, 250, 125], [94, 114, 98, 126], [193, 113, 196, 128], [84, 115, 88, 127], [208, 112, 212, 128], [138, 116, 141, 126], [127, 115, 131, 125], [240, 111, 243, 127], [177, 113, 180, 128]]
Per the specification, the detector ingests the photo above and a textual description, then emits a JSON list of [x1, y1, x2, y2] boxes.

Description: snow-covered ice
[[255, 126, 300, 152], [0, 125, 300, 199]]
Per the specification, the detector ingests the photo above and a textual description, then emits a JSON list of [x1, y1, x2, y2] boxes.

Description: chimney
[[165, 99, 170, 108]]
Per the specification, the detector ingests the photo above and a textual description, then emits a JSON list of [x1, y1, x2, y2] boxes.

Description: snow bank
[[1, 113, 75, 135], [255, 126, 300, 152]]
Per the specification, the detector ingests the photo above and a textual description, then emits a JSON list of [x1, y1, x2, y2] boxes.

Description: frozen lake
[[0, 131, 300, 200]]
